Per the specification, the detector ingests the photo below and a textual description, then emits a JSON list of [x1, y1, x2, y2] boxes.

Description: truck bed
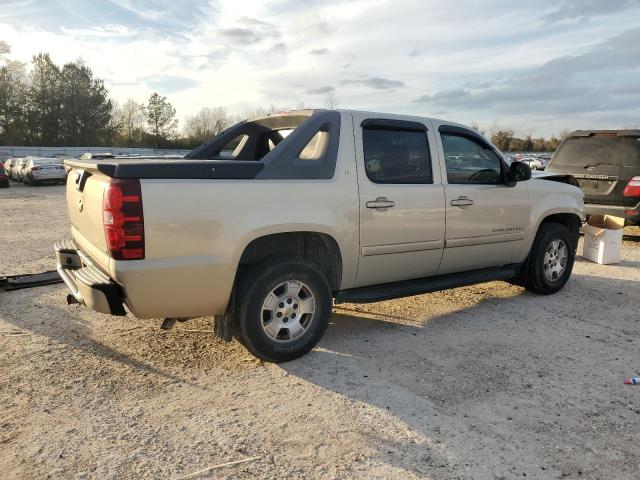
[[64, 158, 264, 179]]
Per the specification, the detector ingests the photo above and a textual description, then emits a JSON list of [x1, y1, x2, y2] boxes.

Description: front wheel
[[523, 223, 576, 294], [236, 258, 332, 362]]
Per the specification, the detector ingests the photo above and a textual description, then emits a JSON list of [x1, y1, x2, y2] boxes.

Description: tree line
[[487, 128, 571, 153], [0, 42, 189, 149], [1, 42, 568, 151]]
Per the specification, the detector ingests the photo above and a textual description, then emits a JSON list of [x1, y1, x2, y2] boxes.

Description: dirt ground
[[1, 181, 639, 479]]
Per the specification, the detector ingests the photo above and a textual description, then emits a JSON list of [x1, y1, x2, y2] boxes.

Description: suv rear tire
[[523, 223, 576, 295], [236, 257, 332, 363]]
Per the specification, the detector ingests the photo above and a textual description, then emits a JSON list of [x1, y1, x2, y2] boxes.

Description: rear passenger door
[[435, 125, 530, 275], [353, 115, 445, 287]]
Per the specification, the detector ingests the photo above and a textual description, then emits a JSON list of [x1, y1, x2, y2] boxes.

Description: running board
[[335, 264, 520, 304], [0, 270, 63, 291]]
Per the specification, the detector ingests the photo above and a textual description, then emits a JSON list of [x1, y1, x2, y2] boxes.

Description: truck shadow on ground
[[281, 273, 639, 477], [0, 287, 190, 385]]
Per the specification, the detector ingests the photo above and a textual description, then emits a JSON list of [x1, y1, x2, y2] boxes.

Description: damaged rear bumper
[[54, 239, 126, 316]]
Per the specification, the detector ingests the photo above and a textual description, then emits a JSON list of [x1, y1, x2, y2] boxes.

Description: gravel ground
[[1, 181, 639, 479]]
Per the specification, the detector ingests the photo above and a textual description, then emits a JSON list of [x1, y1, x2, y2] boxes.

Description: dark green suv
[[547, 130, 640, 225]]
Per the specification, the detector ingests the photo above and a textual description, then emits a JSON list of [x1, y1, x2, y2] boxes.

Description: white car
[[80, 152, 114, 160], [520, 156, 546, 170], [12, 158, 30, 181], [23, 157, 66, 185]]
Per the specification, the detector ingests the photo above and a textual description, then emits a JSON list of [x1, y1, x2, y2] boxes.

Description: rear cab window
[[362, 120, 432, 184]]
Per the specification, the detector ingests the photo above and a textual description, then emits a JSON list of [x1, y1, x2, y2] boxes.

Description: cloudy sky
[[1, 0, 639, 136]]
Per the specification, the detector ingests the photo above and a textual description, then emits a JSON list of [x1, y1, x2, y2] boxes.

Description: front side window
[[363, 128, 432, 184], [441, 133, 502, 184]]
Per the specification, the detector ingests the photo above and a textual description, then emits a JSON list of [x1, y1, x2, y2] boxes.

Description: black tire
[[523, 223, 576, 294], [236, 257, 332, 363]]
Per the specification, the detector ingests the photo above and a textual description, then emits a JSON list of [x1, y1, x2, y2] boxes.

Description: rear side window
[[441, 133, 502, 184], [219, 134, 249, 159], [552, 136, 640, 168], [299, 131, 330, 161], [362, 128, 432, 184], [188, 110, 341, 179]]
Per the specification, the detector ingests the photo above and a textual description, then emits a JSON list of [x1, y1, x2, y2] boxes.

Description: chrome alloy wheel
[[260, 280, 316, 342], [543, 239, 568, 282]]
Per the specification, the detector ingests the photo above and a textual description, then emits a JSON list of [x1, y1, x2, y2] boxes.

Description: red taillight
[[623, 176, 640, 197], [103, 179, 144, 260]]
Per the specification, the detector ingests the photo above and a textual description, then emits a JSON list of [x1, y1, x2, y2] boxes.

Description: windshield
[[552, 136, 640, 168]]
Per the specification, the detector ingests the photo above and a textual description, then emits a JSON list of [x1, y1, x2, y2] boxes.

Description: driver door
[[435, 125, 530, 275]]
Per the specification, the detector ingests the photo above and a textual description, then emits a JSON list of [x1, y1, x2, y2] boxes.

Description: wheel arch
[[537, 211, 583, 249], [236, 230, 343, 291]]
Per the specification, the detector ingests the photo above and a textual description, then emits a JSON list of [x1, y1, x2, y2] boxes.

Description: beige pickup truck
[[56, 109, 584, 362]]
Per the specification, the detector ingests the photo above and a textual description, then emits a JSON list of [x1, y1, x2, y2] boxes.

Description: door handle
[[366, 197, 396, 210], [451, 196, 474, 208]]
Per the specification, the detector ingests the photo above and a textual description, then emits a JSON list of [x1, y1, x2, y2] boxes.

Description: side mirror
[[509, 161, 532, 183]]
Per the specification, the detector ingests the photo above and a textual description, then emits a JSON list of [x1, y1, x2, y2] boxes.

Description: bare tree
[[183, 106, 229, 144], [491, 129, 515, 152], [120, 98, 145, 146], [323, 92, 339, 110], [104, 99, 122, 146]]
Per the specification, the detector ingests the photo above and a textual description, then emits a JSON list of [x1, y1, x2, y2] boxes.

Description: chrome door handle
[[451, 196, 474, 208], [366, 197, 396, 210]]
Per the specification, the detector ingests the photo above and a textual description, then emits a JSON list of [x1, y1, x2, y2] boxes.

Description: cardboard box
[[582, 215, 624, 264]]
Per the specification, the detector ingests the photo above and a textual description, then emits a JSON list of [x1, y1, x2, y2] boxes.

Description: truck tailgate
[[65, 166, 111, 273]]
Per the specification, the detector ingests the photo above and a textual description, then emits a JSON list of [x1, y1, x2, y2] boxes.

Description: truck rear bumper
[[585, 202, 640, 223], [55, 239, 126, 316]]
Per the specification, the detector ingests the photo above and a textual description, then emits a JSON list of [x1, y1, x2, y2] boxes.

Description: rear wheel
[[523, 223, 575, 294], [236, 258, 332, 362]]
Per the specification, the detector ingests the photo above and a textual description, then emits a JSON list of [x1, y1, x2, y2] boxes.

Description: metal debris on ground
[[623, 377, 640, 385], [0, 270, 62, 291]]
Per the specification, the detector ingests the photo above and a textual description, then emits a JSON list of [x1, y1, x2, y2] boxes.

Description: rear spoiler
[[569, 130, 640, 138], [64, 158, 264, 180]]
